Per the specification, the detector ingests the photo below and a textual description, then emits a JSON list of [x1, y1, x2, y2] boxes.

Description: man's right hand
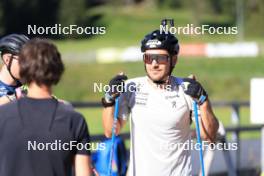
[[102, 73, 128, 107], [108, 74, 128, 98]]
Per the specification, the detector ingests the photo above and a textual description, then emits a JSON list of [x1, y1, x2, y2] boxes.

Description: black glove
[[102, 74, 128, 107], [108, 74, 128, 96], [182, 78, 208, 105]]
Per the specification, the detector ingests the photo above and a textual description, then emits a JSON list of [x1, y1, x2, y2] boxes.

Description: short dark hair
[[19, 38, 64, 87]]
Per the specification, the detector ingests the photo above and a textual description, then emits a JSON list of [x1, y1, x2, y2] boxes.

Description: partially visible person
[[0, 34, 29, 105], [0, 38, 92, 176]]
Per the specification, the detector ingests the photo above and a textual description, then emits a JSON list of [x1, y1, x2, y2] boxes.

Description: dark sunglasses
[[143, 54, 170, 64]]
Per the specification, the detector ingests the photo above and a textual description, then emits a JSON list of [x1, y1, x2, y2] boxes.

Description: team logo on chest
[[165, 93, 180, 108], [135, 92, 148, 106], [134, 82, 148, 106]]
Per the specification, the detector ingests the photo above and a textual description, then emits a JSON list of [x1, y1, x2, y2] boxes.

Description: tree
[[1, 0, 60, 36]]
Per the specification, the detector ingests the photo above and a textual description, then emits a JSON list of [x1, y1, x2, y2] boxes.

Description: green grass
[[54, 57, 264, 102], [53, 5, 262, 53], [77, 108, 130, 135]]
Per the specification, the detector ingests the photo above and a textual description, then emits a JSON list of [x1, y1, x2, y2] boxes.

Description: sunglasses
[[143, 54, 170, 64]]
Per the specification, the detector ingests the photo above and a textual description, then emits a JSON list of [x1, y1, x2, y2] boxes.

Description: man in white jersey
[[102, 20, 219, 176]]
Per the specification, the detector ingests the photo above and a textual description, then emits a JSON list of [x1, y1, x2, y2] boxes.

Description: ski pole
[[108, 97, 120, 176], [193, 101, 205, 176]]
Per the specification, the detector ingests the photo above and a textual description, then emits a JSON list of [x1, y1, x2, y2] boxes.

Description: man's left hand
[[182, 78, 208, 105]]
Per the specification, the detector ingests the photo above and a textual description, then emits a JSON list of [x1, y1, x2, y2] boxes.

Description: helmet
[[141, 29, 179, 55], [141, 19, 180, 84], [0, 34, 29, 55], [0, 34, 29, 86]]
